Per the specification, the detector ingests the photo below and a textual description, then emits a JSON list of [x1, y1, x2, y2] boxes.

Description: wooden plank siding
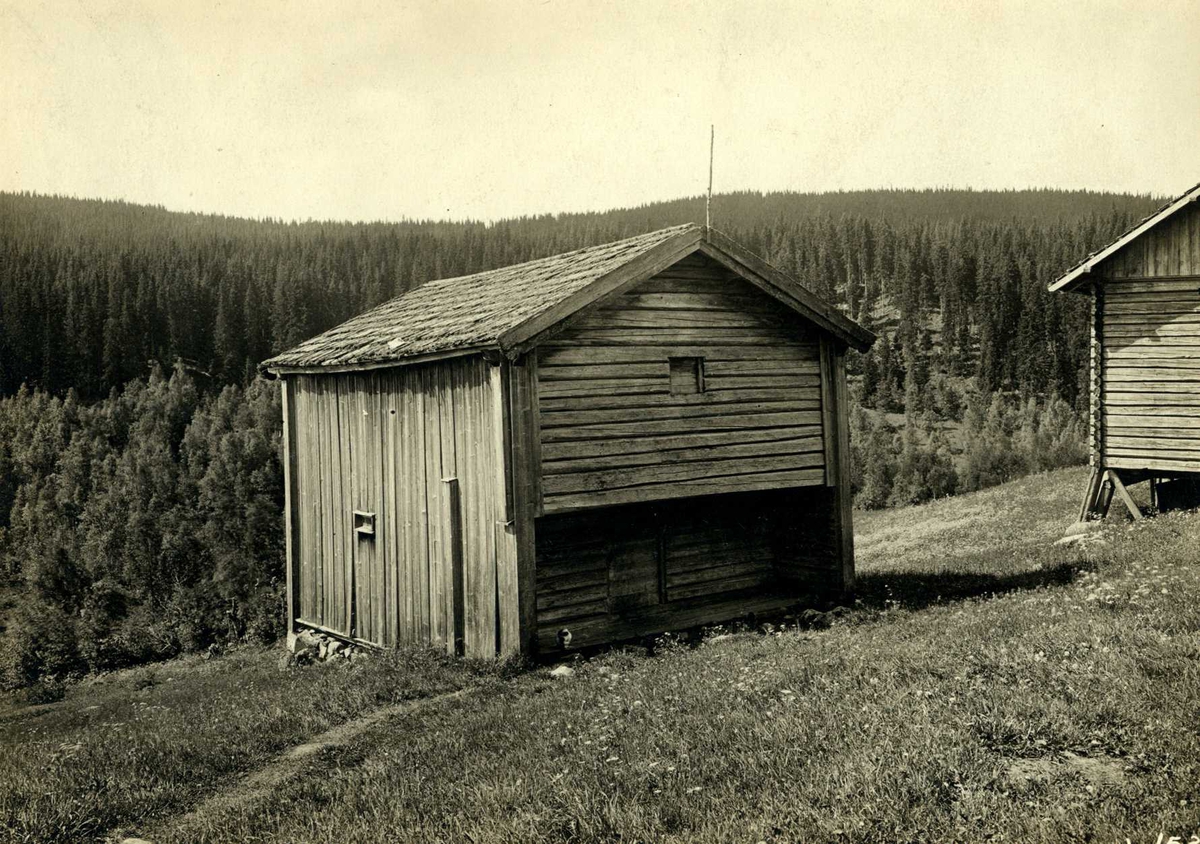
[[535, 253, 829, 513], [286, 356, 507, 657], [1095, 200, 1200, 474], [1102, 201, 1200, 278], [281, 378, 302, 646]]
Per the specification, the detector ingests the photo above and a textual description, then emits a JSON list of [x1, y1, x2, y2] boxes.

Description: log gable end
[[533, 252, 830, 514]]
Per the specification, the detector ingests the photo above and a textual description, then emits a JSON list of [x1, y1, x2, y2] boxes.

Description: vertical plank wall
[[536, 253, 828, 512], [1098, 202, 1200, 474], [288, 356, 505, 657]]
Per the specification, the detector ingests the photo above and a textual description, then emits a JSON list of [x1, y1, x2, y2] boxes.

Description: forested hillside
[[0, 188, 1160, 693], [0, 189, 1156, 402]]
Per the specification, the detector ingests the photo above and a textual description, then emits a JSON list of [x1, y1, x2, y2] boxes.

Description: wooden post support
[[507, 353, 541, 657], [832, 349, 855, 594], [1073, 282, 1112, 526], [1098, 474, 1114, 519], [1106, 470, 1143, 520], [281, 377, 302, 651], [1077, 467, 1103, 522], [1089, 285, 1104, 469], [443, 477, 465, 657], [490, 360, 521, 657]]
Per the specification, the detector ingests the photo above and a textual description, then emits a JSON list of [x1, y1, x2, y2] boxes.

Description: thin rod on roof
[[706, 125, 714, 230]]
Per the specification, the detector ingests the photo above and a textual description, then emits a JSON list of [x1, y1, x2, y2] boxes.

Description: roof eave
[[699, 229, 876, 353], [262, 345, 492, 377], [1048, 266, 1092, 294], [1049, 183, 1200, 294]]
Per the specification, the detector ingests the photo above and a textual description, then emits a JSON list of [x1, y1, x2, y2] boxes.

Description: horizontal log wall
[[536, 253, 827, 512], [1098, 202, 1200, 474], [288, 356, 504, 656], [534, 487, 840, 653]]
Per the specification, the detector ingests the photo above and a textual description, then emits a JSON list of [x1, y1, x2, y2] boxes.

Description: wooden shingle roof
[[1050, 180, 1200, 293], [264, 223, 874, 373]]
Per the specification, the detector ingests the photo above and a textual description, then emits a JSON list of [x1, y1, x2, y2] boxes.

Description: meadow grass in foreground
[[0, 646, 500, 843], [151, 467, 1200, 843]]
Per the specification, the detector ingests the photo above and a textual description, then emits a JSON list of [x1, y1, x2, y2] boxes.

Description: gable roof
[[263, 223, 874, 373], [1049, 180, 1200, 293]]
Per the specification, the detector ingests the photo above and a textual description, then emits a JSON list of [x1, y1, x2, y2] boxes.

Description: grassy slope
[[4, 467, 1198, 843], [0, 648, 501, 843], [145, 466, 1197, 844]]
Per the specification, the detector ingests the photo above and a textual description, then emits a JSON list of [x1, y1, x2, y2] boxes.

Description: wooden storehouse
[[1050, 181, 1200, 521], [263, 224, 875, 658]]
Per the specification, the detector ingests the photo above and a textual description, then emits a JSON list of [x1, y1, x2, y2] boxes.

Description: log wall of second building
[[536, 253, 828, 513], [287, 355, 509, 656], [1098, 204, 1200, 474]]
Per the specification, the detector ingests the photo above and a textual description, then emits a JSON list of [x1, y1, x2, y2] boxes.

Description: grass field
[[3, 466, 1198, 843], [0, 647, 502, 842]]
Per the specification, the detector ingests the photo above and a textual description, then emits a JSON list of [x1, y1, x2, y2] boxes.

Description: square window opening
[[669, 356, 705, 396]]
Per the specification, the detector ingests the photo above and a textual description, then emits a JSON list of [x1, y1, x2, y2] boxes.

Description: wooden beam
[[1077, 466, 1103, 522], [1098, 473, 1115, 518], [507, 353, 541, 656], [1090, 285, 1103, 468], [266, 347, 488, 377], [491, 360, 520, 657], [1108, 455, 1200, 472], [1106, 469, 1143, 520], [819, 338, 836, 487], [281, 377, 302, 650], [832, 350, 855, 593], [443, 477, 465, 657]]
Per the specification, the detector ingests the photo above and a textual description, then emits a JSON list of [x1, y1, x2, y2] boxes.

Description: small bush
[[239, 584, 284, 645], [24, 676, 66, 704], [75, 579, 131, 672], [111, 601, 180, 667], [0, 597, 83, 690]]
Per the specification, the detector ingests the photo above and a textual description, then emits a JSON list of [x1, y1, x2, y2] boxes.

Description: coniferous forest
[[0, 188, 1159, 692]]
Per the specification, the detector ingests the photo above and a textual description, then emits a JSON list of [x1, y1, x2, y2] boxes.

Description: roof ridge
[[416, 223, 698, 290], [261, 220, 873, 371]]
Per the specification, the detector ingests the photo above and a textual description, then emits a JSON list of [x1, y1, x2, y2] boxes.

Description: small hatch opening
[[668, 356, 705, 396], [354, 510, 376, 537]]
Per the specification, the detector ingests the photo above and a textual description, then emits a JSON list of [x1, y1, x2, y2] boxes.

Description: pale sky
[[3, 0, 1198, 222]]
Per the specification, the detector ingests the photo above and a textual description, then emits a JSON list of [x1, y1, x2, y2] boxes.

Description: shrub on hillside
[[958, 392, 1086, 493], [0, 366, 285, 687], [0, 597, 83, 691], [850, 409, 898, 509], [959, 392, 1027, 491], [889, 416, 958, 507], [853, 391, 1085, 508]]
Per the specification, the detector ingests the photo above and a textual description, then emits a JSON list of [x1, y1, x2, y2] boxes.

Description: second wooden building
[[1051, 181, 1200, 521]]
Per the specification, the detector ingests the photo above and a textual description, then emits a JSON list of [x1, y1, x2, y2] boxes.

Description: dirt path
[[112, 687, 476, 844]]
